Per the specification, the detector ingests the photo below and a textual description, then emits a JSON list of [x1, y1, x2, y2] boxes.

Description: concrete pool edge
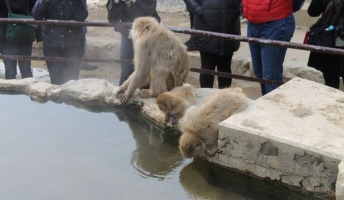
[[0, 77, 343, 199]]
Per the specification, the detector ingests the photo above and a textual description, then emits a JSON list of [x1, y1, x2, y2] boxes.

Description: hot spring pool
[[0, 94, 321, 200]]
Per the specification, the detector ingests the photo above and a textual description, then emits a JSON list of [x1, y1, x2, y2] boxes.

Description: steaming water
[[0, 94, 321, 200]]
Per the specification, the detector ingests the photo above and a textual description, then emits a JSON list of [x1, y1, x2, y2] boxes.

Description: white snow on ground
[[0, 62, 50, 82]]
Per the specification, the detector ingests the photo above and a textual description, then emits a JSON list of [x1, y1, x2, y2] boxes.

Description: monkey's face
[[179, 132, 205, 158], [156, 94, 172, 114], [157, 103, 169, 114]]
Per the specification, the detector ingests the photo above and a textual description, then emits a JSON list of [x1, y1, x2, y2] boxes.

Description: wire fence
[[1, 18, 343, 86]]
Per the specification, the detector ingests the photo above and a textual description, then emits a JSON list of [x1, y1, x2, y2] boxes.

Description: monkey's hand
[[164, 115, 171, 123], [206, 146, 219, 157], [115, 87, 125, 98], [117, 90, 132, 103], [166, 118, 173, 127]]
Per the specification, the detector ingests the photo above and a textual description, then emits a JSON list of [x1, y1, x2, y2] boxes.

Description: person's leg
[[189, 11, 194, 28], [119, 32, 134, 85], [247, 22, 265, 94], [199, 52, 216, 88], [0, 39, 6, 55], [62, 42, 85, 84], [3, 40, 18, 79], [260, 14, 295, 94], [43, 44, 64, 85], [17, 43, 33, 79], [322, 54, 341, 89], [216, 52, 233, 89]]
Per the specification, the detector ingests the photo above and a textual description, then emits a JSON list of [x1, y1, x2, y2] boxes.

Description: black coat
[[184, 0, 241, 55], [0, 0, 37, 40], [32, 0, 88, 48]]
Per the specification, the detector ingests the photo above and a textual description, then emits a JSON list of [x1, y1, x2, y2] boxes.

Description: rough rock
[[0, 78, 36, 94]]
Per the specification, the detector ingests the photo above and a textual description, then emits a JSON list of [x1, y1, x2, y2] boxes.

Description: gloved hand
[[121, 0, 136, 7]]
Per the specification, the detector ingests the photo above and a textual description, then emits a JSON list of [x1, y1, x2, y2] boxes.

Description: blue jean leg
[[119, 31, 134, 85], [248, 14, 295, 95], [3, 41, 33, 79]]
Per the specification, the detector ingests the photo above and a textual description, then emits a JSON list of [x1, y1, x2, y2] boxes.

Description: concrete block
[[337, 161, 344, 200], [211, 77, 344, 197]]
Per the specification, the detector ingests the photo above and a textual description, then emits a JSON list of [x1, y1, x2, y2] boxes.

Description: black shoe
[[184, 39, 197, 51]]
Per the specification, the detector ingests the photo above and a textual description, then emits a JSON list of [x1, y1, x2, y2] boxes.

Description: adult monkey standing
[[106, 0, 161, 85]]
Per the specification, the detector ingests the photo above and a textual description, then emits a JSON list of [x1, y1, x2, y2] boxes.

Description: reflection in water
[[0, 94, 323, 200], [115, 109, 184, 180]]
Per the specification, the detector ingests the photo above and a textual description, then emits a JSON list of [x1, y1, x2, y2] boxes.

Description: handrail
[[0, 18, 334, 86]]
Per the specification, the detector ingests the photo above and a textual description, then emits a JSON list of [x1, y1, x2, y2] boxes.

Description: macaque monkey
[[115, 16, 190, 103], [179, 87, 248, 158], [156, 84, 196, 126]]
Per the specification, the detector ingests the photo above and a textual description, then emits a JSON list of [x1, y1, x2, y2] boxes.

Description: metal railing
[[1, 18, 342, 86]]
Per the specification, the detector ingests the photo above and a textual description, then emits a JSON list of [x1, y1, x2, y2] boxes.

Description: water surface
[[0, 94, 321, 200]]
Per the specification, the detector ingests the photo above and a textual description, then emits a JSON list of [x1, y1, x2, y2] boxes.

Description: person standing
[[184, 0, 241, 89], [1, 0, 37, 80], [243, 0, 295, 95], [106, 0, 160, 85], [307, 0, 344, 89], [32, 0, 88, 85]]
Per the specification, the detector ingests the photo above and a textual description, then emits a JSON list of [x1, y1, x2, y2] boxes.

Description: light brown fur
[[179, 87, 248, 158], [116, 16, 190, 103], [156, 84, 196, 126]]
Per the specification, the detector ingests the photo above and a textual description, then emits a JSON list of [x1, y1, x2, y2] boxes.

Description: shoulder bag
[[4, 0, 37, 44], [306, 0, 344, 47]]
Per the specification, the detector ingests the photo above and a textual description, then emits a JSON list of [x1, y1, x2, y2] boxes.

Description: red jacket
[[243, 0, 292, 24]]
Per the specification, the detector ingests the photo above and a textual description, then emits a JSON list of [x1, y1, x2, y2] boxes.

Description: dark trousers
[[199, 52, 233, 89], [43, 43, 85, 85], [3, 41, 33, 79], [308, 52, 344, 89], [322, 54, 343, 89], [119, 31, 134, 85]]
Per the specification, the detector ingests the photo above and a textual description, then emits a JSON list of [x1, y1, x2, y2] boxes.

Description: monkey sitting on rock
[[178, 87, 248, 158], [156, 84, 196, 126], [115, 16, 190, 103]]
